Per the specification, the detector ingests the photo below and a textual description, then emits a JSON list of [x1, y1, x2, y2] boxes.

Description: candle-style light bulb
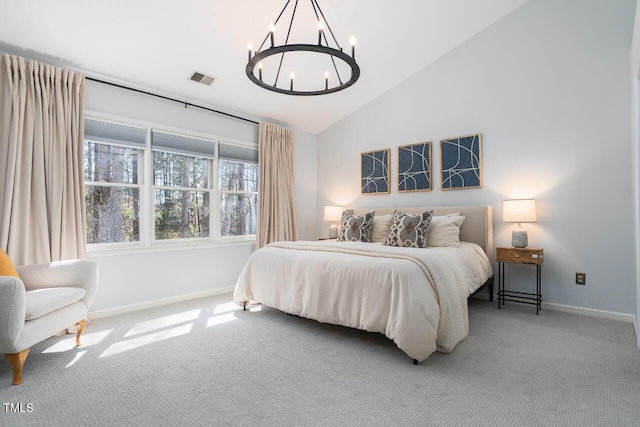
[[290, 72, 294, 91], [248, 42, 253, 62], [324, 70, 329, 90], [269, 23, 275, 47], [350, 36, 356, 60], [318, 21, 324, 45]]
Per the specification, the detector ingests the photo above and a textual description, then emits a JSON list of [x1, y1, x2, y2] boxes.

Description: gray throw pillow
[[337, 211, 375, 242], [383, 209, 434, 248]]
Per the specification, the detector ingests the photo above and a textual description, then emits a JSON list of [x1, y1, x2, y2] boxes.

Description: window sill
[[87, 238, 256, 258]]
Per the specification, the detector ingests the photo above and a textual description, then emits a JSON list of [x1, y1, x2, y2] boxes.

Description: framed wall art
[[398, 142, 432, 192], [440, 133, 482, 190], [361, 149, 390, 195]]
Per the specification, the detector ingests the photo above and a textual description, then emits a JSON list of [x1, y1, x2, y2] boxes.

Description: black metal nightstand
[[496, 247, 544, 315]]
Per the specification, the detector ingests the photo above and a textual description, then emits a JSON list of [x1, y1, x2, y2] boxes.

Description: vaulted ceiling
[[0, 0, 529, 134]]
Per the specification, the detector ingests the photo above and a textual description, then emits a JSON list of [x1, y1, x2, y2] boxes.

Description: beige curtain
[[257, 122, 298, 249], [0, 54, 86, 265]]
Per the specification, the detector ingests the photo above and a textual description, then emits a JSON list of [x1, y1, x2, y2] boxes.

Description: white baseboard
[[541, 301, 635, 323], [89, 286, 235, 319], [486, 295, 635, 323]]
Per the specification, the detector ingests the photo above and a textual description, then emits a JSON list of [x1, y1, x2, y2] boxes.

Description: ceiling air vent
[[189, 71, 216, 86]]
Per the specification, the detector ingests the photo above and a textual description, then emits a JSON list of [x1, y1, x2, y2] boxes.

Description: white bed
[[234, 205, 494, 363]]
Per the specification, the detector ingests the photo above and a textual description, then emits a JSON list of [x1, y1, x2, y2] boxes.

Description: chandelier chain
[[274, 0, 300, 87], [311, 0, 341, 49], [258, 0, 292, 52], [310, 0, 343, 84]]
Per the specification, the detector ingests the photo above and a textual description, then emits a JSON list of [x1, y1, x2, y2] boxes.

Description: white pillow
[[427, 213, 465, 247], [371, 214, 393, 242]]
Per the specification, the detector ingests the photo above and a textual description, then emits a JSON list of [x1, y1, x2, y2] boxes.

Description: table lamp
[[323, 205, 343, 239], [503, 199, 536, 248]]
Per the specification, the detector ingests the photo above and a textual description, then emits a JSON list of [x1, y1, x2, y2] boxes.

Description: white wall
[[317, 0, 636, 314], [85, 81, 317, 312], [294, 131, 318, 240], [89, 245, 255, 312], [630, 0, 640, 345]]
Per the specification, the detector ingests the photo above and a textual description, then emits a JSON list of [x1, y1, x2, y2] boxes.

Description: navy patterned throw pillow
[[337, 211, 375, 242], [383, 210, 434, 248]]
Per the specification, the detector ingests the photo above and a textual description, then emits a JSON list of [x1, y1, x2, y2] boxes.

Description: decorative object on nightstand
[[502, 199, 536, 248], [323, 205, 343, 239], [496, 247, 543, 315]]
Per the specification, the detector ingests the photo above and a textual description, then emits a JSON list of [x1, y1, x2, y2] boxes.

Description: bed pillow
[[371, 214, 393, 242], [337, 211, 375, 242], [427, 214, 465, 247], [383, 209, 433, 248], [0, 249, 19, 278]]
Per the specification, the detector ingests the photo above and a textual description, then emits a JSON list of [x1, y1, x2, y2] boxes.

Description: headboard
[[350, 205, 494, 260]]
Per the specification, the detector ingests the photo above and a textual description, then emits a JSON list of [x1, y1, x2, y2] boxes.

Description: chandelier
[[246, 0, 360, 96]]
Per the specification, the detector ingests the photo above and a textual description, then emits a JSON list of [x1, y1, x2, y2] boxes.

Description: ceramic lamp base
[[511, 227, 528, 248], [329, 224, 338, 239]]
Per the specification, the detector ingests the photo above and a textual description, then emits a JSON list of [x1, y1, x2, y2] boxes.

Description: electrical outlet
[[575, 272, 586, 285], [529, 266, 536, 280]]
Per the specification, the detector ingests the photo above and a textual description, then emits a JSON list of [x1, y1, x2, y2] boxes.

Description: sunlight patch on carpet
[[125, 309, 201, 337], [213, 302, 241, 315], [100, 323, 193, 358], [207, 313, 238, 327], [43, 329, 114, 353], [65, 350, 87, 368]]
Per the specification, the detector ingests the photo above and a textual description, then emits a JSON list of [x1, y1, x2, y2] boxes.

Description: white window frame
[[151, 148, 213, 245], [84, 118, 146, 250], [218, 158, 259, 239], [85, 111, 257, 255]]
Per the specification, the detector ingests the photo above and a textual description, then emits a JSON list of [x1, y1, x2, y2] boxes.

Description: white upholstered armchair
[[0, 259, 98, 385]]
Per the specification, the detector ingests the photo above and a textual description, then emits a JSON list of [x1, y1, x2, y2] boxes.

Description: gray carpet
[[1, 293, 639, 427]]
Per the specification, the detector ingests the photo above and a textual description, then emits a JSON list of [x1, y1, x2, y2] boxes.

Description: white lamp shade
[[503, 199, 536, 223], [323, 205, 343, 222]]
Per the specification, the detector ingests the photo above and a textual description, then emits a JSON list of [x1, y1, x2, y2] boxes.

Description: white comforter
[[233, 240, 492, 361]]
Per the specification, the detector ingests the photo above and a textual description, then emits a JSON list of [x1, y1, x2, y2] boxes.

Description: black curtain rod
[[85, 77, 260, 126]]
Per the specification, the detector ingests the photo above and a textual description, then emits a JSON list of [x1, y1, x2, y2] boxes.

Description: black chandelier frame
[[245, 0, 360, 96]]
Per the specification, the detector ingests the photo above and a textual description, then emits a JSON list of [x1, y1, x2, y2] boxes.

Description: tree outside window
[[219, 160, 258, 237], [84, 141, 141, 244], [84, 118, 257, 247], [153, 151, 210, 240]]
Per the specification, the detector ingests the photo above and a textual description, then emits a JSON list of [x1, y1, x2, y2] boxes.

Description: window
[[84, 119, 145, 244], [84, 116, 258, 248], [219, 160, 258, 236], [219, 143, 259, 237], [152, 131, 213, 241]]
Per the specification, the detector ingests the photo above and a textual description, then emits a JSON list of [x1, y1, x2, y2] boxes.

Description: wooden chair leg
[[75, 319, 87, 346], [5, 348, 29, 386]]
